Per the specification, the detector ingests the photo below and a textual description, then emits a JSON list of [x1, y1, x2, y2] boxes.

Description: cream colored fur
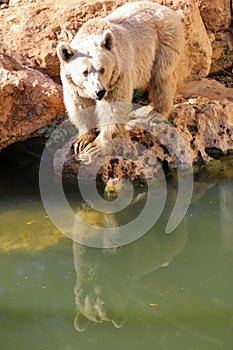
[[57, 1, 185, 158]]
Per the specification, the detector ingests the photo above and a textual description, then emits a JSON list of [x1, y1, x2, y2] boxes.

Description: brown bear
[[57, 1, 185, 161]]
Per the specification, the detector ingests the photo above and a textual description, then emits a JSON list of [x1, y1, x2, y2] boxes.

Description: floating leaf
[[26, 220, 35, 225]]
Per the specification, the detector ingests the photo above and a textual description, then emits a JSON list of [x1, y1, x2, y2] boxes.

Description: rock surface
[[0, 0, 122, 79], [199, 0, 232, 32], [172, 98, 233, 161], [0, 45, 64, 149], [53, 98, 233, 183], [198, 0, 233, 73], [181, 79, 233, 102]]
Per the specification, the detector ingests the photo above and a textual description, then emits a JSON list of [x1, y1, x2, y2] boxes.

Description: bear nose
[[96, 88, 106, 100]]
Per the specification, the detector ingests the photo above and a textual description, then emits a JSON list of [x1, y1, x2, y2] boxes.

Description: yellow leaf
[[26, 220, 35, 225]]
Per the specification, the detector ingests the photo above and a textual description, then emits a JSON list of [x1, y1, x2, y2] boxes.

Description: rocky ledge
[[53, 80, 233, 187]]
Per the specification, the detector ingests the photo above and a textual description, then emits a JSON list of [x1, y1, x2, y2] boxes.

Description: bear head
[[57, 29, 116, 101]]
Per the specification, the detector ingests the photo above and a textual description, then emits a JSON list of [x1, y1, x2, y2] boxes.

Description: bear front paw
[[78, 134, 115, 164], [77, 139, 102, 164], [73, 128, 98, 155]]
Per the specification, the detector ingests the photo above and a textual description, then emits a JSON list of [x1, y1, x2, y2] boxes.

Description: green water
[[0, 142, 233, 350]]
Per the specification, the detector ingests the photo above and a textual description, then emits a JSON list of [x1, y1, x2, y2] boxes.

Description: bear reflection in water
[[72, 192, 187, 331]]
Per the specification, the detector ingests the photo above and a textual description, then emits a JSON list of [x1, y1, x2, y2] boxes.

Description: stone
[[178, 0, 212, 81], [0, 48, 65, 149], [198, 0, 232, 32], [198, 0, 233, 74], [181, 79, 233, 102], [209, 31, 233, 74], [0, 0, 121, 79], [172, 98, 233, 161]]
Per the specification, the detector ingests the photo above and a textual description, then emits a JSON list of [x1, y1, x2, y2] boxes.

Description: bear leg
[[78, 123, 126, 163], [149, 71, 178, 118]]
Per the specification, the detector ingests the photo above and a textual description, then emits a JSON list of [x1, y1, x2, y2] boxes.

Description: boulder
[[172, 98, 233, 161], [0, 0, 121, 79], [198, 0, 232, 32], [181, 78, 233, 102], [198, 0, 233, 74], [208, 30, 233, 74], [0, 46, 65, 149]]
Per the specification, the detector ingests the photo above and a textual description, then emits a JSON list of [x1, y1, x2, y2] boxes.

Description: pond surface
[[0, 142, 233, 350]]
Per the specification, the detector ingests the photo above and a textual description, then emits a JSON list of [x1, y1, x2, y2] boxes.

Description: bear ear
[[100, 30, 115, 51], [57, 42, 75, 62]]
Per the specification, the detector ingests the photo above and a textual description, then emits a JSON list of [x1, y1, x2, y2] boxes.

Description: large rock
[[198, 0, 232, 32], [172, 98, 233, 161], [181, 79, 233, 102], [0, 0, 121, 79], [179, 0, 212, 81], [209, 30, 233, 74], [0, 46, 65, 149], [198, 0, 233, 74]]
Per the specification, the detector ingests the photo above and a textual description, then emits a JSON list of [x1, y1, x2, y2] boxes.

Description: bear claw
[[73, 129, 98, 155]]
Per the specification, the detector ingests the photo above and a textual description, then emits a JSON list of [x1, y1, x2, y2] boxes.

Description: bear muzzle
[[95, 88, 106, 100]]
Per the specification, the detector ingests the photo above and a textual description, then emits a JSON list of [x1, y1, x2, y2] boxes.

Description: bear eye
[[83, 70, 89, 77], [99, 67, 105, 74]]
